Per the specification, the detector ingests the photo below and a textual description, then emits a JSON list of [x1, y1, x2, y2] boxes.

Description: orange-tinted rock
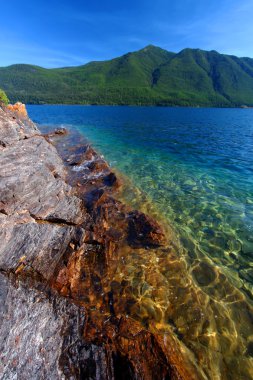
[[7, 102, 28, 118]]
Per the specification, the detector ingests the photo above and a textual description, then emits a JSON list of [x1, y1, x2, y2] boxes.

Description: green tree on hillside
[[0, 88, 9, 105]]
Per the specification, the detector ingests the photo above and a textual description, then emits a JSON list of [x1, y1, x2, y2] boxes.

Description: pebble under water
[[28, 105, 253, 380]]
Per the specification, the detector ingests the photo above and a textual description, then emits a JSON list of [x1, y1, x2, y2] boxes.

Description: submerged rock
[[0, 105, 198, 380]]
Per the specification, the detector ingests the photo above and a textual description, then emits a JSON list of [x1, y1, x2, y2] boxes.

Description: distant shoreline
[[26, 103, 253, 109]]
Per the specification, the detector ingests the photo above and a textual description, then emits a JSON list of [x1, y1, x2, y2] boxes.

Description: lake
[[27, 105, 253, 379]]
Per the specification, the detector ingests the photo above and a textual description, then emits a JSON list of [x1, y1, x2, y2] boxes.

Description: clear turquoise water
[[27, 105, 253, 378], [28, 105, 253, 296]]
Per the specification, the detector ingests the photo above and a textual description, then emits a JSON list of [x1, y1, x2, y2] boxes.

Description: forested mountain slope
[[1, 45, 253, 107]]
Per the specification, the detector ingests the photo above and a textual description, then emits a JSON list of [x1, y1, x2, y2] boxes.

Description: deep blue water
[[27, 105, 253, 296]]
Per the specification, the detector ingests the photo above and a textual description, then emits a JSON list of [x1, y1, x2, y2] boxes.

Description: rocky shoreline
[[0, 104, 201, 379]]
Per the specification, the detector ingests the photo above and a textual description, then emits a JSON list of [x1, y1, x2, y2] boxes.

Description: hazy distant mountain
[[1, 45, 253, 107]]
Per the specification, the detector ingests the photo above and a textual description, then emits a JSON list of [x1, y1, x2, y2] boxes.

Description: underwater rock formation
[[0, 105, 198, 379]]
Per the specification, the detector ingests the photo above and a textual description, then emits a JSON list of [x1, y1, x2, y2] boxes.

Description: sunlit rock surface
[[0, 105, 196, 379], [7, 102, 28, 119]]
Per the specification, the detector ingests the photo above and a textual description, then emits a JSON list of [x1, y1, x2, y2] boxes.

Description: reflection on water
[[27, 105, 253, 379]]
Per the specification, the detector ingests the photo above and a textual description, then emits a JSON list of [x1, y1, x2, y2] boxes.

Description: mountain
[[1, 45, 253, 107]]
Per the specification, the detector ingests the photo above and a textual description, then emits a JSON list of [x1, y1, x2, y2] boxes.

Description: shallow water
[[28, 105, 253, 379]]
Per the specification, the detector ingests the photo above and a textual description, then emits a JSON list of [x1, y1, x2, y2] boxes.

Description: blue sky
[[1, 0, 253, 67]]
